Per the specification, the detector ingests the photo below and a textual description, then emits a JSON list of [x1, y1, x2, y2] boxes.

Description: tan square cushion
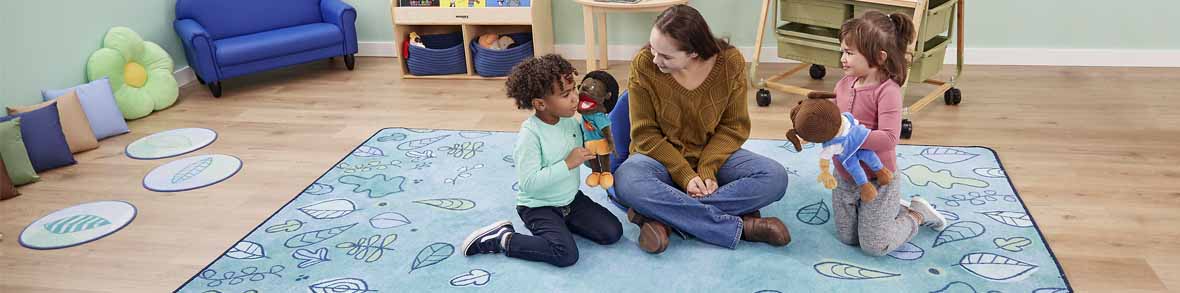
[[8, 90, 99, 153]]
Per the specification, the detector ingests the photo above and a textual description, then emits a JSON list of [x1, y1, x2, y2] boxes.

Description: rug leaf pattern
[[176, 128, 1070, 292]]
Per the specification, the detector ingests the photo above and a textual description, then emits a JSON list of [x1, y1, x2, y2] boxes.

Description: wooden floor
[[1, 57, 1177, 292]]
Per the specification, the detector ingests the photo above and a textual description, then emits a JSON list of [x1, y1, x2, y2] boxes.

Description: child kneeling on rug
[[461, 54, 623, 267], [794, 11, 947, 256]]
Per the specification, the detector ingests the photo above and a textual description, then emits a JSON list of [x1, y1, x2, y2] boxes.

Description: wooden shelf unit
[[390, 0, 554, 79]]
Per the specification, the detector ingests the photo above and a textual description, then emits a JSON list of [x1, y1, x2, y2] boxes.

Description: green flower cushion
[[86, 27, 178, 120]]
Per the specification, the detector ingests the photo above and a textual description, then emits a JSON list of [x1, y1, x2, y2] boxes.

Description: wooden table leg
[[596, 11, 608, 70], [582, 6, 596, 71]]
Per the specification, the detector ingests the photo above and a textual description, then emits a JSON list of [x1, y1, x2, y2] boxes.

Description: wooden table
[[574, 0, 688, 70]]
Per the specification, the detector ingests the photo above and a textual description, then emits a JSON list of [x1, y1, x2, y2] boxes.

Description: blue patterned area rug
[[175, 128, 1071, 293]]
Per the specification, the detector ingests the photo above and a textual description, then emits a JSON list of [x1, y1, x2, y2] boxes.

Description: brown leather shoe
[[627, 208, 648, 226], [741, 217, 791, 246], [638, 221, 670, 254], [740, 210, 762, 222]]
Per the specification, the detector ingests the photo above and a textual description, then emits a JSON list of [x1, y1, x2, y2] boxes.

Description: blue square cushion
[[0, 104, 76, 172], [42, 77, 130, 139]]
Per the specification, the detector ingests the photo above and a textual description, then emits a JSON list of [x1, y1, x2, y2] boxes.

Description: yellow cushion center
[[124, 62, 148, 88]]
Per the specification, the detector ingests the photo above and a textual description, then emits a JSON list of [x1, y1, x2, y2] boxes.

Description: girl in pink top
[[828, 11, 947, 256]]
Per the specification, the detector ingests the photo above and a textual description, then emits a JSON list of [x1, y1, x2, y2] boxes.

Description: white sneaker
[[909, 197, 947, 231]]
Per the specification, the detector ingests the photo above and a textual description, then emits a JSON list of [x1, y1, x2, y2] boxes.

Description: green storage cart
[[750, 0, 966, 139]]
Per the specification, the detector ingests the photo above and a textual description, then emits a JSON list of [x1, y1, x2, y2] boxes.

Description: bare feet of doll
[[875, 168, 893, 185], [586, 172, 601, 187], [600, 172, 614, 189], [859, 184, 878, 202]]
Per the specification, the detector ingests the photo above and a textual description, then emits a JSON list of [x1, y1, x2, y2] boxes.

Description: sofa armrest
[[321, 0, 358, 55], [174, 19, 220, 83]]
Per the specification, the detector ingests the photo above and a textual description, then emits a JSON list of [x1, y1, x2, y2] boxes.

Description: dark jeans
[[507, 191, 623, 267]]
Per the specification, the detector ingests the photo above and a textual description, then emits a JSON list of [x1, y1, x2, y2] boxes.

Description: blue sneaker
[[462, 220, 514, 256]]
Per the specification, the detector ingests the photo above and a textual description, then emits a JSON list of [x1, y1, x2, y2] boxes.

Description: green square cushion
[[0, 118, 40, 185], [0, 104, 77, 172]]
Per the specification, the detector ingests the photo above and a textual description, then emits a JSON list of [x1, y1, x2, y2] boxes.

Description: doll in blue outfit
[[576, 70, 619, 190], [787, 93, 893, 202]]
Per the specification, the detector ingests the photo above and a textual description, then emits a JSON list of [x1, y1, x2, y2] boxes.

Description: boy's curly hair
[[506, 54, 577, 110]]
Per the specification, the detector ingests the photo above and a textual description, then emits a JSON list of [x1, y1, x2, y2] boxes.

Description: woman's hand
[[687, 176, 719, 197], [686, 176, 706, 197]]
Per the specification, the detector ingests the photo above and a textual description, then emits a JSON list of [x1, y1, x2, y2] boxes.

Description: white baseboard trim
[[360, 42, 399, 58], [944, 48, 1180, 67], [174, 66, 197, 87], [280, 41, 1180, 69]]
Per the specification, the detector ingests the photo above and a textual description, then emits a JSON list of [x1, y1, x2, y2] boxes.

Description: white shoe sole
[[462, 220, 511, 255], [910, 197, 947, 231]]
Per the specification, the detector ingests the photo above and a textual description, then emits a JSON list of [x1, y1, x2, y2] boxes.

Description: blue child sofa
[[174, 0, 358, 97]]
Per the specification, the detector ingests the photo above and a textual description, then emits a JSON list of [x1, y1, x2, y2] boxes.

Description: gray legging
[[832, 174, 917, 256]]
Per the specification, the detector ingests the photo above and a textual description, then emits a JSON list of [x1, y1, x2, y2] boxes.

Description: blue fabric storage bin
[[470, 32, 534, 77], [407, 32, 467, 76]]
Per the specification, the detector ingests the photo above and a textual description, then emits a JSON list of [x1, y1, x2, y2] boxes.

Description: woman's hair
[[505, 54, 576, 110], [840, 11, 916, 85], [652, 4, 733, 60]]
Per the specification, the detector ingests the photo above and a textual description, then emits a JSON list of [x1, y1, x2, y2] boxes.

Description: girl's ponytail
[[890, 13, 915, 49], [886, 13, 915, 85]]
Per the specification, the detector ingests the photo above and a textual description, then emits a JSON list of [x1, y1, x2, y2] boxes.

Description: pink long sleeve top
[[832, 75, 902, 180]]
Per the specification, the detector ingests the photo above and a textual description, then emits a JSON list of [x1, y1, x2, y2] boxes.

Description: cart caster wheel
[[944, 88, 962, 105], [809, 64, 826, 80], [756, 88, 772, 107], [901, 119, 913, 139]]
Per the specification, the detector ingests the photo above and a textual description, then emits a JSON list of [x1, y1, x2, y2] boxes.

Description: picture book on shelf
[[400, 0, 440, 7], [487, 0, 530, 7], [445, 0, 468, 7]]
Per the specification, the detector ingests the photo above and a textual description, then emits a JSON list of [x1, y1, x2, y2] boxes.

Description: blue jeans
[[614, 149, 788, 249]]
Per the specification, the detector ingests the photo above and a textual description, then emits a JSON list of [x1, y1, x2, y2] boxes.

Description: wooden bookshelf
[[390, 0, 554, 79]]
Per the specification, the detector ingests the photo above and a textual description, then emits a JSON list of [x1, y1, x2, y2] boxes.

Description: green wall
[[3, 0, 1177, 109], [0, 0, 185, 109], [352, 0, 1180, 49]]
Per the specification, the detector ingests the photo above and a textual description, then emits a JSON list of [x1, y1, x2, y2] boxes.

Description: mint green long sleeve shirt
[[514, 115, 582, 208]]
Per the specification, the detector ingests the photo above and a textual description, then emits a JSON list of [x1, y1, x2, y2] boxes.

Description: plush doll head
[[786, 91, 841, 151], [577, 70, 620, 115]]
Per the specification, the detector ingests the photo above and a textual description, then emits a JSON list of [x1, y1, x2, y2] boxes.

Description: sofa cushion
[[214, 23, 344, 66], [176, 0, 323, 40]]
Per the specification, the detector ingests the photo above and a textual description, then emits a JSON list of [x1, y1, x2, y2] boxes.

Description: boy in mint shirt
[[461, 54, 622, 267]]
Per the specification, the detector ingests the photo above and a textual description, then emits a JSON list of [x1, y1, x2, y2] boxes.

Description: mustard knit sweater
[[627, 47, 751, 188]]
